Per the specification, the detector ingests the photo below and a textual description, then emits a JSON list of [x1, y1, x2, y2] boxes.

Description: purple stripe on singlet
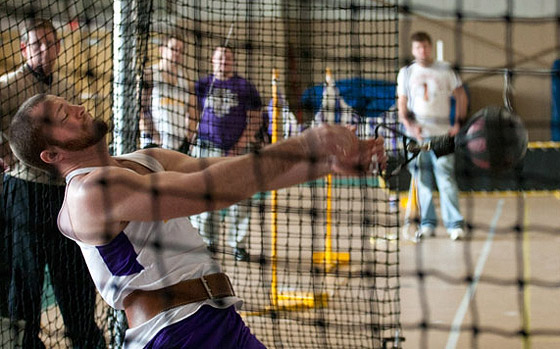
[[143, 305, 266, 349], [96, 231, 144, 276]]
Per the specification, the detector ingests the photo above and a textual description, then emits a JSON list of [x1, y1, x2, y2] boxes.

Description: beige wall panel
[[401, 17, 557, 141], [2, 16, 555, 140]]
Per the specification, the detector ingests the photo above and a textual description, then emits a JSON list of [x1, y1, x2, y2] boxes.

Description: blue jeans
[[3, 175, 105, 348], [189, 140, 256, 249], [410, 151, 463, 229]]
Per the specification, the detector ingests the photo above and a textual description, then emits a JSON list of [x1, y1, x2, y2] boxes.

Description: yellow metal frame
[[269, 69, 329, 311], [311, 68, 350, 271], [312, 174, 350, 271]]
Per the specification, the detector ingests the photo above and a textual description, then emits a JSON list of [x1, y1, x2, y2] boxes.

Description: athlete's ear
[[40, 148, 61, 164]]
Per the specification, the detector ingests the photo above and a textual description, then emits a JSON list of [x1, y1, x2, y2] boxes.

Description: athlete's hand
[[304, 124, 387, 175], [331, 136, 387, 175]]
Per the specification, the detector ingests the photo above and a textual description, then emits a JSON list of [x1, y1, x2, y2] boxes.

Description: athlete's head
[[410, 31, 433, 66], [9, 94, 109, 174]]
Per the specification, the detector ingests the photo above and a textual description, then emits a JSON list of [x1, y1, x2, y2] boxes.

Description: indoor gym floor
[[35, 190, 560, 348], [399, 192, 560, 348]]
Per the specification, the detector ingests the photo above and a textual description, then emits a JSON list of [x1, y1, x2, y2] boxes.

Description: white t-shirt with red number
[[397, 61, 462, 137]]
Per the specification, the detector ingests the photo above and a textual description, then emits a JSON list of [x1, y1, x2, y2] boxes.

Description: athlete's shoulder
[[433, 60, 453, 71], [398, 61, 418, 75], [70, 165, 127, 187], [237, 74, 256, 85], [0, 69, 20, 85], [401, 60, 416, 69], [197, 74, 214, 84], [0, 66, 29, 88], [195, 75, 213, 91]]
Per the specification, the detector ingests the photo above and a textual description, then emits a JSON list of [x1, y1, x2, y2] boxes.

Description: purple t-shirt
[[196, 74, 262, 150]]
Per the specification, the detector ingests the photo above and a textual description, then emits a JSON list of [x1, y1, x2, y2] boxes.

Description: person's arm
[[139, 68, 160, 146], [450, 85, 468, 136], [70, 125, 386, 243], [397, 94, 422, 141], [140, 147, 227, 174], [229, 109, 262, 155], [229, 81, 263, 155]]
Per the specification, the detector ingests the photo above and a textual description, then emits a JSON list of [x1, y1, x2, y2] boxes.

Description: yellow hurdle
[[405, 177, 419, 219], [268, 69, 329, 311], [312, 174, 350, 271], [311, 68, 350, 272], [270, 69, 280, 308]]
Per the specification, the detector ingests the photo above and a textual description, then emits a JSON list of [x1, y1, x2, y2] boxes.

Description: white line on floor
[[445, 199, 505, 349]]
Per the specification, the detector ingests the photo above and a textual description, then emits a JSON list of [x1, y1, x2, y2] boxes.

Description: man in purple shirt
[[191, 46, 263, 261]]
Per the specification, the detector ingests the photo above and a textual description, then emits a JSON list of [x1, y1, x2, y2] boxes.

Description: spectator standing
[[139, 35, 197, 152], [397, 31, 467, 241], [0, 18, 104, 347], [191, 46, 263, 261]]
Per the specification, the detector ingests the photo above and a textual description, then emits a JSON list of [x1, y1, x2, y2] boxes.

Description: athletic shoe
[[417, 226, 436, 238], [401, 223, 416, 241], [447, 228, 465, 241], [403, 225, 434, 243], [409, 226, 435, 242]]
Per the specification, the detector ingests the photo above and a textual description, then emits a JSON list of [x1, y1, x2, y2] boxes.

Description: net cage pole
[[109, 0, 147, 345], [312, 68, 351, 271], [112, 0, 142, 155], [0, 1, 402, 347]]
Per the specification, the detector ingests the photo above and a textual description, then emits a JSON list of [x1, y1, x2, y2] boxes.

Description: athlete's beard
[[55, 119, 109, 151]]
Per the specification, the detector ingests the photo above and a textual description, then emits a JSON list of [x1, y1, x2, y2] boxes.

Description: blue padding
[[301, 78, 396, 118], [301, 77, 468, 123], [449, 84, 469, 126], [551, 59, 560, 141]]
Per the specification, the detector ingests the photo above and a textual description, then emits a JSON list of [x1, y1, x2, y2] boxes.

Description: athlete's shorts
[[144, 305, 266, 348]]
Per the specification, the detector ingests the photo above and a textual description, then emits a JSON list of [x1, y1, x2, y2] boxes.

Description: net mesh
[[398, 1, 560, 348], [2, 0, 560, 348], [1, 1, 400, 348]]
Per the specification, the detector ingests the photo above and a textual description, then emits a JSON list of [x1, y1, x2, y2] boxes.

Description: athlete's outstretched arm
[[68, 125, 385, 242]]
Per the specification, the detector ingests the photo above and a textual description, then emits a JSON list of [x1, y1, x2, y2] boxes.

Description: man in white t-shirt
[[397, 31, 468, 241], [139, 35, 197, 152]]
